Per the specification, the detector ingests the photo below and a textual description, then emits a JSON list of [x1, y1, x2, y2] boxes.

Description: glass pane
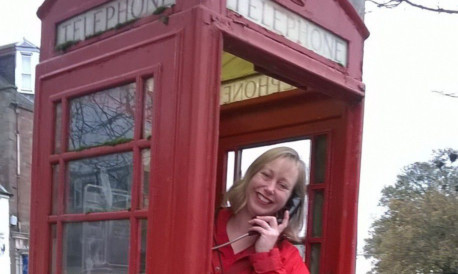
[[139, 219, 147, 274], [294, 244, 306, 261], [50, 224, 57, 274], [66, 152, 133, 214], [68, 83, 136, 151], [52, 164, 59, 214], [240, 140, 311, 177], [310, 244, 321, 274], [140, 149, 150, 209], [312, 191, 324, 237], [225, 151, 235, 191], [63, 220, 130, 274], [236, 140, 311, 235], [313, 135, 327, 183], [22, 74, 32, 90], [143, 78, 154, 140], [54, 102, 62, 153], [22, 55, 31, 74]]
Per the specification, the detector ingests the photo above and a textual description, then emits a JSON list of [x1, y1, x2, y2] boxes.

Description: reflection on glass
[[63, 220, 130, 274], [52, 165, 59, 215], [310, 244, 321, 274], [54, 102, 62, 153], [139, 219, 147, 274], [313, 135, 327, 183], [68, 83, 136, 151], [66, 152, 133, 214], [141, 149, 150, 209], [143, 78, 154, 140], [312, 191, 324, 237], [50, 224, 57, 274]]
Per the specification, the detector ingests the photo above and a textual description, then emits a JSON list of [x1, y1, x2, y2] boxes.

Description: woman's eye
[[279, 183, 289, 190]]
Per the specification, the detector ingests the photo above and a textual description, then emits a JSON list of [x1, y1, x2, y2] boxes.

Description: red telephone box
[[30, 0, 368, 273]]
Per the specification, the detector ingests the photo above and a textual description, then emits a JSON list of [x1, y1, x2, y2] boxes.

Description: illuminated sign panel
[[227, 0, 348, 66], [56, 0, 175, 46], [220, 74, 295, 105]]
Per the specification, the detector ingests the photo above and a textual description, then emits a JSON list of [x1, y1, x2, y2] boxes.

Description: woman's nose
[[264, 180, 275, 194]]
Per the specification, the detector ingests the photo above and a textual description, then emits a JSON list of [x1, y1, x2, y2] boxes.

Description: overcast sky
[[1, 1, 458, 273], [358, 2, 458, 272]]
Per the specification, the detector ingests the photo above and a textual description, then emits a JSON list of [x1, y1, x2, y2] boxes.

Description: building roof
[[0, 38, 40, 56], [0, 184, 12, 197], [0, 75, 15, 90]]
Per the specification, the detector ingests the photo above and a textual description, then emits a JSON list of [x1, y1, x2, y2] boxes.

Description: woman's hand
[[249, 210, 290, 253]]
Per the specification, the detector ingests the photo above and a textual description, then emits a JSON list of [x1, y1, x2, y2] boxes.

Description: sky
[[1, 0, 458, 273], [357, 2, 458, 272]]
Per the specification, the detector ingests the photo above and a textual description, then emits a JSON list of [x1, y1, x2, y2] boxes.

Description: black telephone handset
[[212, 195, 303, 250], [276, 195, 301, 224]]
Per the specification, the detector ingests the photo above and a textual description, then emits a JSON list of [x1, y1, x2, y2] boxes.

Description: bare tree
[[367, 0, 458, 14]]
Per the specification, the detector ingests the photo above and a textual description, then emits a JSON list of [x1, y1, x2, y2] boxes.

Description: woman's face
[[244, 157, 299, 217]]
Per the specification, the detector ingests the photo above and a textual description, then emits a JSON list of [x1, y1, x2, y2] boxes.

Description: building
[[0, 38, 38, 274], [0, 185, 13, 274]]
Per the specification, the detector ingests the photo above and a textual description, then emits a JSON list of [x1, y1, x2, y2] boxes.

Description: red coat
[[211, 208, 310, 274]]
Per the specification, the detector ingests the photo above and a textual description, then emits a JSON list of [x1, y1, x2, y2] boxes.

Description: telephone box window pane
[[140, 149, 150, 209], [50, 224, 57, 274], [240, 140, 311, 178], [225, 151, 235, 191], [66, 152, 133, 214], [312, 191, 324, 237], [310, 244, 321, 274], [68, 83, 136, 151], [63, 220, 130, 274], [52, 164, 59, 215], [139, 219, 147, 274], [143, 78, 154, 140], [313, 135, 327, 183], [54, 102, 62, 153]]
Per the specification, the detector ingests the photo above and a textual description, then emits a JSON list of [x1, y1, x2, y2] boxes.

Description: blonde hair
[[223, 146, 307, 242]]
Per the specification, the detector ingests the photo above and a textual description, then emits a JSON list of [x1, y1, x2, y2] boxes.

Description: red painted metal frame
[[217, 90, 364, 273], [32, 1, 366, 273]]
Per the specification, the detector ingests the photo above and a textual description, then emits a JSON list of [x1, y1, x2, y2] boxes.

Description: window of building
[[21, 54, 32, 91]]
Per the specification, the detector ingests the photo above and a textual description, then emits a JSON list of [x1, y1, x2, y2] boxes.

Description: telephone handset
[[276, 195, 301, 224], [212, 195, 302, 250]]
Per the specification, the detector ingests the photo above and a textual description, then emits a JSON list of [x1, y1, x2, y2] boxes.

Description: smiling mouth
[[256, 193, 273, 204]]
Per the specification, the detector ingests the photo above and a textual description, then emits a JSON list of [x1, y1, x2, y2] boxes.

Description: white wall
[[0, 195, 11, 274]]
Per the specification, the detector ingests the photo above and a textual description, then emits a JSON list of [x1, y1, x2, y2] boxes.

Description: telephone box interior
[[30, 0, 368, 273]]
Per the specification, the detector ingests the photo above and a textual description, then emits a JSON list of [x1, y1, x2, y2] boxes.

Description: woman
[[212, 147, 310, 274]]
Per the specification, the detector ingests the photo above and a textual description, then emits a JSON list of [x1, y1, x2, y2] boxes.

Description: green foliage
[[55, 40, 80, 52], [364, 149, 458, 274]]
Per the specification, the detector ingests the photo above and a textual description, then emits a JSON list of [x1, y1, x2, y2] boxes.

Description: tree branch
[[367, 0, 458, 14], [432, 90, 458, 98]]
